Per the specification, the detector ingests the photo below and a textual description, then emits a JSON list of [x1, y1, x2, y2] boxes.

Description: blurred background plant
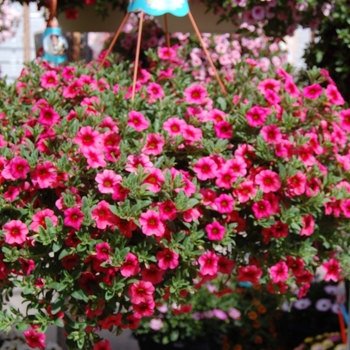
[[303, 0, 350, 102], [0, 0, 20, 43]]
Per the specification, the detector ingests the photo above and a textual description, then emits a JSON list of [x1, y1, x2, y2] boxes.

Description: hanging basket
[[57, 1, 236, 33]]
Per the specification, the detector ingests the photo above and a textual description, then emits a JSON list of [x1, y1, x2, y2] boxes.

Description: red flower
[[24, 328, 46, 350]]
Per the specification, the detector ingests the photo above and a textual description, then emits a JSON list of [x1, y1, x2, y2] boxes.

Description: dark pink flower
[[252, 200, 272, 219], [269, 261, 289, 283], [300, 214, 315, 236], [303, 84, 323, 99], [3, 220, 29, 245], [184, 85, 208, 104], [255, 169, 281, 193], [63, 207, 84, 231], [198, 251, 218, 276], [156, 249, 179, 270], [24, 328, 46, 350], [30, 209, 58, 233], [120, 252, 140, 277], [139, 210, 165, 237], [237, 265, 262, 284], [205, 221, 225, 241], [127, 111, 149, 132], [321, 258, 341, 282], [193, 157, 218, 181], [128, 280, 155, 304]]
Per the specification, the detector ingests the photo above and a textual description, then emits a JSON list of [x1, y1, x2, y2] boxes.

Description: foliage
[[0, 40, 349, 350], [303, 0, 350, 102]]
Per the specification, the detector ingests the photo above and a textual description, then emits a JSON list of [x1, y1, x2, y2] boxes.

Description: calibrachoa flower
[[237, 265, 263, 285], [198, 251, 219, 276], [24, 328, 46, 350], [3, 220, 28, 245], [269, 261, 289, 283], [156, 248, 179, 270], [139, 210, 165, 237], [63, 207, 84, 231], [127, 110, 149, 132], [30, 209, 58, 233], [321, 258, 341, 282], [205, 221, 225, 241]]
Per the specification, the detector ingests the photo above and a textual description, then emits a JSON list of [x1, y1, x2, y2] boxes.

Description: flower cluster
[[0, 42, 349, 350], [295, 332, 346, 350], [0, 1, 20, 43]]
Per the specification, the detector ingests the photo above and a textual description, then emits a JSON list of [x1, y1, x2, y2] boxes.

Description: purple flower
[[192, 312, 204, 320], [315, 298, 332, 312], [324, 285, 338, 295], [293, 298, 311, 310], [213, 309, 228, 320], [228, 307, 241, 320]]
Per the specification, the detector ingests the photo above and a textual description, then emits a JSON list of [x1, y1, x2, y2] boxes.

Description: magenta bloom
[[38, 107, 60, 126], [30, 209, 58, 233], [237, 265, 262, 284], [163, 117, 187, 137], [303, 84, 323, 99], [142, 133, 164, 155], [24, 328, 46, 350], [321, 258, 341, 282], [257, 78, 280, 94], [215, 168, 236, 189], [64, 207, 84, 231], [139, 210, 165, 237], [82, 148, 107, 169], [287, 172, 307, 196], [260, 124, 282, 144], [255, 169, 281, 193], [269, 261, 289, 283], [233, 181, 257, 203], [120, 252, 140, 277], [143, 168, 165, 193], [252, 200, 272, 219], [182, 124, 203, 144], [141, 264, 165, 284], [193, 156, 218, 181], [214, 121, 232, 139], [74, 126, 101, 151], [95, 242, 112, 261], [205, 221, 225, 241], [1, 156, 30, 180], [133, 299, 155, 319], [156, 248, 179, 270], [95, 169, 122, 194], [125, 154, 153, 173], [325, 84, 344, 105], [146, 82, 164, 99], [158, 47, 177, 60], [31, 161, 58, 189], [40, 70, 59, 88], [246, 106, 271, 127], [339, 109, 350, 133], [341, 199, 350, 218], [158, 200, 177, 221], [127, 111, 149, 132], [3, 220, 29, 245], [213, 194, 234, 214], [91, 200, 112, 229], [198, 251, 219, 276], [128, 280, 155, 304], [300, 214, 315, 236], [184, 84, 208, 104]]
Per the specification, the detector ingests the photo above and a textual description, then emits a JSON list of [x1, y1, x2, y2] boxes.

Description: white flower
[[149, 318, 163, 331]]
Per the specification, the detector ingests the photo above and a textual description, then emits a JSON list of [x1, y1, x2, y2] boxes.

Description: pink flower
[[3, 220, 29, 245], [24, 328, 46, 350], [183, 207, 201, 223], [120, 252, 140, 277], [269, 261, 289, 283], [133, 299, 155, 319], [142, 133, 164, 155], [93, 340, 112, 350], [163, 117, 187, 137], [284, 79, 300, 98], [3, 186, 20, 201], [325, 84, 344, 105], [184, 85, 208, 104], [38, 107, 60, 126], [95, 242, 112, 261], [206, 221, 225, 241], [300, 214, 315, 236], [252, 200, 272, 219], [260, 124, 282, 144], [287, 172, 307, 196], [213, 194, 234, 214], [146, 82, 164, 99], [255, 170, 281, 193], [321, 258, 341, 282], [128, 280, 155, 304], [30, 209, 58, 233], [193, 157, 218, 181], [233, 181, 257, 203], [40, 70, 59, 88], [214, 121, 232, 139], [31, 161, 57, 189], [237, 265, 262, 284], [1, 157, 30, 180], [139, 210, 165, 237], [257, 78, 281, 94], [63, 80, 83, 99], [91, 200, 112, 229], [74, 126, 101, 151], [125, 154, 153, 173], [64, 207, 84, 231], [127, 111, 149, 132], [339, 109, 350, 133], [246, 105, 271, 127], [95, 170, 122, 194], [215, 168, 236, 189], [156, 249, 179, 270], [20, 258, 35, 276], [303, 84, 323, 99], [182, 124, 203, 144], [158, 200, 177, 221], [143, 168, 165, 193], [341, 199, 350, 218], [198, 251, 219, 276], [158, 47, 177, 60], [82, 148, 107, 169]]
